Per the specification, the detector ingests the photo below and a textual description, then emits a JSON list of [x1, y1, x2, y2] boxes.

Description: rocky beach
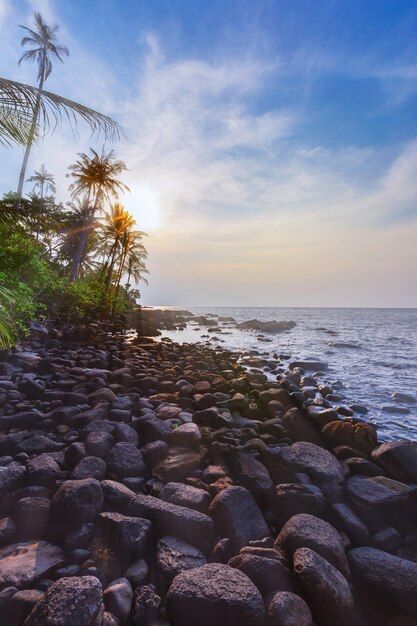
[[1, 310, 417, 626]]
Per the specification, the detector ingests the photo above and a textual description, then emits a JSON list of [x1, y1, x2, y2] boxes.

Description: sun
[[122, 184, 162, 231]]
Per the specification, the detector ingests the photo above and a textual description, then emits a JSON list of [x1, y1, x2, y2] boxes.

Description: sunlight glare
[[123, 184, 162, 231]]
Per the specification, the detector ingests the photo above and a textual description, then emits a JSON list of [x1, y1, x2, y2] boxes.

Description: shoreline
[[0, 319, 417, 624]]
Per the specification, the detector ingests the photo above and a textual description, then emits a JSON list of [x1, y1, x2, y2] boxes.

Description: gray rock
[[166, 563, 265, 626], [209, 486, 271, 553], [157, 535, 206, 589], [15, 497, 50, 540], [160, 482, 211, 514], [266, 591, 313, 626], [229, 551, 294, 597], [91, 512, 152, 580], [52, 478, 103, 528], [170, 423, 201, 448], [124, 559, 148, 588], [348, 547, 417, 615], [0, 541, 64, 589], [275, 513, 350, 578], [24, 575, 102, 625], [371, 442, 417, 483], [101, 480, 214, 554], [273, 483, 326, 525], [27, 454, 60, 488], [7, 589, 44, 626], [331, 502, 370, 546], [106, 443, 146, 479], [71, 456, 107, 480], [294, 547, 364, 626]]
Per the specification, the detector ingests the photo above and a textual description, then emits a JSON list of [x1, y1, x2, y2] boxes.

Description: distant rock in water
[[236, 319, 296, 333], [327, 341, 362, 349]]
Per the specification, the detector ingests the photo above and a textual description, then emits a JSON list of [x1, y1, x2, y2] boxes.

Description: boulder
[[273, 483, 326, 525], [7, 589, 44, 625], [71, 456, 107, 480], [0, 541, 64, 589], [14, 497, 50, 540], [153, 450, 201, 482], [275, 513, 350, 578], [282, 408, 325, 446], [106, 443, 146, 479], [51, 478, 103, 529], [348, 547, 417, 616], [229, 551, 294, 597], [132, 584, 161, 626], [209, 486, 271, 553], [160, 482, 211, 514], [103, 577, 133, 623], [294, 547, 364, 626], [166, 563, 265, 626], [26, 455, 60, 488], [266, 591, 313, 626], [170, 423, 202, 448], [157, 535, 206, 589], [91, 512, 152, 580], [24, 576, 102, 625], [101, 480, 214, 553], [371, 442, 417, 483]]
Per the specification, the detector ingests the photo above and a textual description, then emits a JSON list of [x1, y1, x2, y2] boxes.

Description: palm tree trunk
[[16, 74, 45, 203], [69, 189, 98, 281]]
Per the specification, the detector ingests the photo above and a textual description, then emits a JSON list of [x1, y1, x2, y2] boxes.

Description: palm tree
[[115, 228, 148, 292], [27, 164, 56, 198], [67, 149, 130, 280], [16, 12, 69, 200], [0, 76, 120, 148], [100, 203, 136, 289], [59, 199, 100, 275]]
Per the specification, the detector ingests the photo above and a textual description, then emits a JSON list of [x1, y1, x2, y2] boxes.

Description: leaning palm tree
[[67, 149, 130, 280], [100, 203, 136, 289], [27, 164, 56, 198], [16, 12, 69, 200]]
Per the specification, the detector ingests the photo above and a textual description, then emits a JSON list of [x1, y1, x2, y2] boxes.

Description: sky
[[1, 0, 417, 307]]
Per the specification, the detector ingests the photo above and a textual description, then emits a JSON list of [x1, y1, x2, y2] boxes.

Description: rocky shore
[[1, 320, 417, 626]]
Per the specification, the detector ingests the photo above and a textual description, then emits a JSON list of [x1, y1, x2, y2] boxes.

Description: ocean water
[[158, 307, 417, 442]]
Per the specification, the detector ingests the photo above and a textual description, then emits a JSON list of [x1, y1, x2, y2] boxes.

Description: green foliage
[[0, 283, 16, 348]]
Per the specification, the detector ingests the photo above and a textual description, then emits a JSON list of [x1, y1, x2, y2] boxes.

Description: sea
[[156, 307, 417, 443]]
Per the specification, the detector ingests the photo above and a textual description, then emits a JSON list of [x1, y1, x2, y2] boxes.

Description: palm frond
[[0, 76, 122, 144]]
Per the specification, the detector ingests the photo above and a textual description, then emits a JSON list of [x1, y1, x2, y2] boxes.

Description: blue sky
[[1, 0, 417, 306]]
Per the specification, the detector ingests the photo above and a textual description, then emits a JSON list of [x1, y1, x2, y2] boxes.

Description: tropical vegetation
[[0, 12, 148, 348]]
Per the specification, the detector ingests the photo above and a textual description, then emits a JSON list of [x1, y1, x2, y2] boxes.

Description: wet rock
[[103, 577, 134, 623], [237, 319, 296, 333], [51, 478, 103, 528], [321, 419, 377, 454], [157, 535, 207, 589], [14, 496, 50, 540], [106, 442, 146, 479], [266, 591, 313, 626], [160, 482, 211, 514], [24, 575, 102, 626], [71, 456, 107, 480], [132, 584, 162, 626], [290, 360, 328, 371], [91, 512, 153, 580], [153, 450, 201, 482], [0, 541, 64, 588], [166, 563, 265, 626], [275, 513, 350, 578], [209, 486, 271, 553], [229, 551, 294, 597], [101, 480, 214, 554], [349, 547, 417, 616], [371, 442, 417, 483], [294, 547, 363, 626]]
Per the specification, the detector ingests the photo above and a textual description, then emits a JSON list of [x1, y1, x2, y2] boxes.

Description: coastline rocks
[[166, 563, 265, 626], [106, 443, 146, 479], [153, 450, 201, 482], [160, 482, 211, 514], [273, 483, 326, 525], [157, 536, 207, 588], [275, 513, 350, 578], [348, 547, 417, 615], [236, 319, 296, 333], [346, 476, 415, 528], [209, 486, 271, 553], [170, 423, 201, 448], [0, 541, 64, 589], [24, 575, 102, 626], [228, 551, 294, 597]]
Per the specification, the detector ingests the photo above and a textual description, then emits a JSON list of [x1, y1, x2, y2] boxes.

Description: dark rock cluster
[[0, 323, 417, 625]]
